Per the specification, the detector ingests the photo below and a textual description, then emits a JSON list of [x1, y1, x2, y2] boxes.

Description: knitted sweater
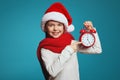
[[40, 32, 102, 80]]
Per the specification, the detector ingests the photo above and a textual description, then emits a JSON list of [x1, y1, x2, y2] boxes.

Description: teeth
[[53, 32, 59, 35]]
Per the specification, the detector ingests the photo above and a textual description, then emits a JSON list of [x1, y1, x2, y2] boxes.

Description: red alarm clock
[[79, 29, 96, 48]]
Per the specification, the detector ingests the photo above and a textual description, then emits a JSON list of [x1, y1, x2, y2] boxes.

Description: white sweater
[[41, 32, 102, 80]]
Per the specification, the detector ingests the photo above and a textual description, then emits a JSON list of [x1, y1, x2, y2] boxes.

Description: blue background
[[0, 0, 120, 80]]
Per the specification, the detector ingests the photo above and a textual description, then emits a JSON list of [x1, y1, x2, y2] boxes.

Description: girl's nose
[[53, 26, 58, 30]]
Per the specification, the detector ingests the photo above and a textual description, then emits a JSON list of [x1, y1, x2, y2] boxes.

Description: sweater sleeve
[[78, 29, 102, 54], [41, 46, 75, 77]]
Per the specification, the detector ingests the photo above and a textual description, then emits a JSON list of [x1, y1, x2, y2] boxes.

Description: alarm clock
[[79, 29, 96, 48]]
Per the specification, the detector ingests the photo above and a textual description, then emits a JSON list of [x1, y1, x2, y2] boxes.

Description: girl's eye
[[58, 23, 63, 26], [47, 24, 54, 27]]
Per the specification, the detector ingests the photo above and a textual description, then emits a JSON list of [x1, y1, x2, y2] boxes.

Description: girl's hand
[[83, 21, 94, 30], [70, 42, 82, 52]]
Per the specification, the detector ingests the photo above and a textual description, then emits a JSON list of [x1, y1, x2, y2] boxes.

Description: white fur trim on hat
[[67, 24, 75, 32], [41, 12, 68, 30], [41, 12, 75, 32]]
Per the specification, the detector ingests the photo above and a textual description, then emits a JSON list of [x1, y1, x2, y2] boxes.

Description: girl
[[37, 2, 102, 80]]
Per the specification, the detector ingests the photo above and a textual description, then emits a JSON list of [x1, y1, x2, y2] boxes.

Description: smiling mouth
[[52, 32, 60, 35]]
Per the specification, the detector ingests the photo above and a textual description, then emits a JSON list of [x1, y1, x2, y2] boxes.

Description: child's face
[[45, 20, 65, 38]]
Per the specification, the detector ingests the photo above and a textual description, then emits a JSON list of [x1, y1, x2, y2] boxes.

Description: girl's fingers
[[78, 42, 82, 44], [75, 42, 82, 45]]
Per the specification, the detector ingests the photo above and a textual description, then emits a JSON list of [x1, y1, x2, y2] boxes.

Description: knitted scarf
[[37, 32, 74, 61]]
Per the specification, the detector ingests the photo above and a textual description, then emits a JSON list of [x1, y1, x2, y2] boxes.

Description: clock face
[[80, 33, 95, 47]]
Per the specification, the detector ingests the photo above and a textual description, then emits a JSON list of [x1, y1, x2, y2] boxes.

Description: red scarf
[[37, 32, 74, 61]]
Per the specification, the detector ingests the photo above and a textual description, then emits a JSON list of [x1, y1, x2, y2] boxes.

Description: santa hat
[[41, 2, 74, 32]]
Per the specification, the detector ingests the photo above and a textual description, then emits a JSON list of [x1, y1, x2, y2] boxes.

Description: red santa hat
[[41, 2, 74, 32]]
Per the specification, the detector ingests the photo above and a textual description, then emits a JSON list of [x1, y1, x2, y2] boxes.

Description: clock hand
[[87, 38, 91, 45], [87, 34, 91, 45]]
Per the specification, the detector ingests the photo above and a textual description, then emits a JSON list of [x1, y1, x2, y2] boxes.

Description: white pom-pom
[[67, 24, 75, 32]]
